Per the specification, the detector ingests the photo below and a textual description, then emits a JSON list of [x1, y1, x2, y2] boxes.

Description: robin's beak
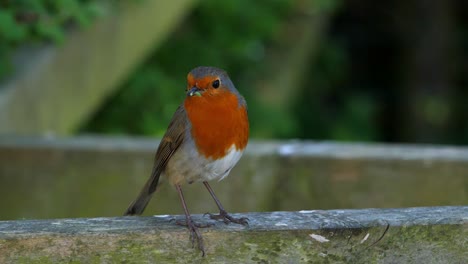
[[187, 87, 202, 97]]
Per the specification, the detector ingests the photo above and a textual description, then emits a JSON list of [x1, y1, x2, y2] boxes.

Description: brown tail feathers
[[124, 168, 161, 215]]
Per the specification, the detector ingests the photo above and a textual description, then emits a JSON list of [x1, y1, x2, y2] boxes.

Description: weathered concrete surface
[[0, 207, 466, 263], [0, 136, 467, 220], [0, 0, 197, 135]]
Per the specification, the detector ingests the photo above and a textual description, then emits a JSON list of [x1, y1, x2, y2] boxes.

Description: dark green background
[[1, 0, 467, 144]]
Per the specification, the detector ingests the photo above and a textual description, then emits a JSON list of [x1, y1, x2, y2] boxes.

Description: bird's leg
[[203, 181, 249, 226], [175, 184, 207, 256]]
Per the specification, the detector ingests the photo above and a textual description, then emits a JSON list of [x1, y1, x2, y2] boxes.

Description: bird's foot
[[175, 218, 210, 256], [204, 210, 249, 226]]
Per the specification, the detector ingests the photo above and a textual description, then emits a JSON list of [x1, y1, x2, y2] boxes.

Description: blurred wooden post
[[0, 0, 197, 135], [251, 0, 338, 137]]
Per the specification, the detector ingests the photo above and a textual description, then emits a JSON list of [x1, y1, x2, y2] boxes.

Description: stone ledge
[[0, 206, 466, 263]]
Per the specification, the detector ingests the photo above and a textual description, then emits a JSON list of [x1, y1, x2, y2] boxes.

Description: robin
[[124, 66, 249, 256]]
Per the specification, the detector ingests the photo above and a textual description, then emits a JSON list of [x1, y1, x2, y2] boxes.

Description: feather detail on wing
[[124, 105, 188, 215]]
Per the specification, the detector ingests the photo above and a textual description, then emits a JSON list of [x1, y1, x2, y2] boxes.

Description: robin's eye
[[212, 79, 220, 89]]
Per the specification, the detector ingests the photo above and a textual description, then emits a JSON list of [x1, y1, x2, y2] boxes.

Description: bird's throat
[[184, 92, 249, 159]]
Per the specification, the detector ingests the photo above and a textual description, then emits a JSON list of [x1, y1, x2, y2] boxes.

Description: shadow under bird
[[124, 66, 250, 256]]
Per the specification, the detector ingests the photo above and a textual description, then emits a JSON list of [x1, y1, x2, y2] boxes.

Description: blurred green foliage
[[84, 0, 294, 136], [84, 0, 468, 143], [2, 0, 467, 144], [294, 39, 378, 141], [0, 0, 102, 80]]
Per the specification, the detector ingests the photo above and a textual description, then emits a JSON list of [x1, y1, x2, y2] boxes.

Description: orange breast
[[184, 91, 249, 159]]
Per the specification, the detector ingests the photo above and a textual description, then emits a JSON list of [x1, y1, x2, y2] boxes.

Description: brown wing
[[124, 105, 187, 215]]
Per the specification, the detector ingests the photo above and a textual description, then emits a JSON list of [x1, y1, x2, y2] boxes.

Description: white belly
[[164, 141, 243, 185]]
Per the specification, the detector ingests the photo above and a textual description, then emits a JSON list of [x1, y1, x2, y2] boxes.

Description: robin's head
[[186, 66, 240, 98], [184, 66, 249, 159]]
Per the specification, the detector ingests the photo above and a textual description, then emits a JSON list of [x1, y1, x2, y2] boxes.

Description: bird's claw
[[205, 210, 249, 226], [175, 218, 208, 256]]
